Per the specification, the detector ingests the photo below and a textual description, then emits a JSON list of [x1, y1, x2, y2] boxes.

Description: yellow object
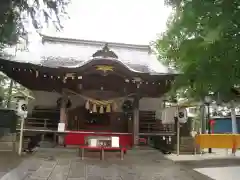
[[235, 135, 240, 148], [195, 134, 240, 149], [106, 104, 111, 113], [99, 105, 104, 114], [95, 65, 114, 73]]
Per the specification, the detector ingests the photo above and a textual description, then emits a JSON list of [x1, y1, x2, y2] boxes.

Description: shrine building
[[0, 35, 177, 148]]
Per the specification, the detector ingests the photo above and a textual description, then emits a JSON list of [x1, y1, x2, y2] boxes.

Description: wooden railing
[[139, 111, 174, 134], [24, 110, 175, 136], [25, 117, 58, 130]]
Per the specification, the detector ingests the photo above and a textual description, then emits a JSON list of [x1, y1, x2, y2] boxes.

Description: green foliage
[[0, 0, 69, 47], [0, 0, 69, 107], [0, 73, 33, 108], [156, 0, 240, 102]]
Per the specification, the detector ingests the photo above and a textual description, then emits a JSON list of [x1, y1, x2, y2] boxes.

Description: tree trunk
[[230, 100, 237, 134]]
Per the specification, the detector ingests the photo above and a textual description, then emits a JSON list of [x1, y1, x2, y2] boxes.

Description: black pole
[[207, 104, 212, 153]]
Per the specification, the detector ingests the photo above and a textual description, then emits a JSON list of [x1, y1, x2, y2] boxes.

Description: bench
[[79, 146, 126, 160]]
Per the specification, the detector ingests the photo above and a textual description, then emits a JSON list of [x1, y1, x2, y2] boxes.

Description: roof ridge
[[40, 34, 151, 52]]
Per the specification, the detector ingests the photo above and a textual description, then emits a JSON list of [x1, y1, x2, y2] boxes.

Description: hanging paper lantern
[[99, 105, 104, 114], [106, 104, 111, 113], [85, 100, 90, 109], [92, 104, 97, 113]]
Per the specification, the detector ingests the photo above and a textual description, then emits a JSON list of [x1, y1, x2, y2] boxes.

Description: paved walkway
[[195, 166, 240, 180], [166, 149, 240, 163], [166, 149, 240, 180], [0, 152, 23, 178], [0, 148, 211, 180]]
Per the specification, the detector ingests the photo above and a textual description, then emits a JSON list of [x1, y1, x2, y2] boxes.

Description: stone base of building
[[173, 136, 200, 154]]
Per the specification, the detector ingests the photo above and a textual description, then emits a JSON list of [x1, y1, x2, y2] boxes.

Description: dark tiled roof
[[40, 57, 151, 73], [1, 35, 177, 75]]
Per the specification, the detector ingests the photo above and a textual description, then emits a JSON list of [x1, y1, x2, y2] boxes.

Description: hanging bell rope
[[64, 88, 132, 113], [65, 88, 134, 103]]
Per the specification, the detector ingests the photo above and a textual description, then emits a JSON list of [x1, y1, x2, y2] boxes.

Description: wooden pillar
[[58, 92, 68, 145], [133, 96, 140, 147]]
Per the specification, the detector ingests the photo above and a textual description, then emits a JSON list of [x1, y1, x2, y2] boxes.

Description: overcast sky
[[42, 0, 172, 45]]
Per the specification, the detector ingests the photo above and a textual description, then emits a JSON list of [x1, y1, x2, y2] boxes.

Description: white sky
[[42, 0, 172, 45]]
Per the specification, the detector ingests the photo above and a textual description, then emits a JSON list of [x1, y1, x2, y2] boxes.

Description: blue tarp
[[212, 117, 240, 133]]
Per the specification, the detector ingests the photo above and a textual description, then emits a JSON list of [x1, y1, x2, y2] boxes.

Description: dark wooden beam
[[1, 62, 174, 97]]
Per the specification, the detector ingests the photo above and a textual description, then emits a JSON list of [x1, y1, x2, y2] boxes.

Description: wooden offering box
[[86, 136, 112, 147], [98, 139, 111, 147]]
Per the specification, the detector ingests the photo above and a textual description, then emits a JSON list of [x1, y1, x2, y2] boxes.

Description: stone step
[[180, 144, 195, 147], [0, 134, 17, 142], [173, 146, 199, 154], [0, 142, 15, 151], [180, 138, 195, 143], [172, 136, 198, 154]]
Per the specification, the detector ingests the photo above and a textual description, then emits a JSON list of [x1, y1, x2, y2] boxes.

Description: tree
[[156, 0, 240, 102], [156, 0, 240, 133], [0, 0, 69, 47], [0, 0, 69, 107]]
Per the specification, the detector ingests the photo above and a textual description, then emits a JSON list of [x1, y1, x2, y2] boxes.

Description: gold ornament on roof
[[95, 65, 114, 73]]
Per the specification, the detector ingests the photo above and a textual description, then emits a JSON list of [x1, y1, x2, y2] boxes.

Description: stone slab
[[195, 166, 240, 180], [23, 176, 47, 180], [30, 167, 53, 179], [68, 163, 85, 178], [0, 147, 214, 180], [48, 165, 70, 180]]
